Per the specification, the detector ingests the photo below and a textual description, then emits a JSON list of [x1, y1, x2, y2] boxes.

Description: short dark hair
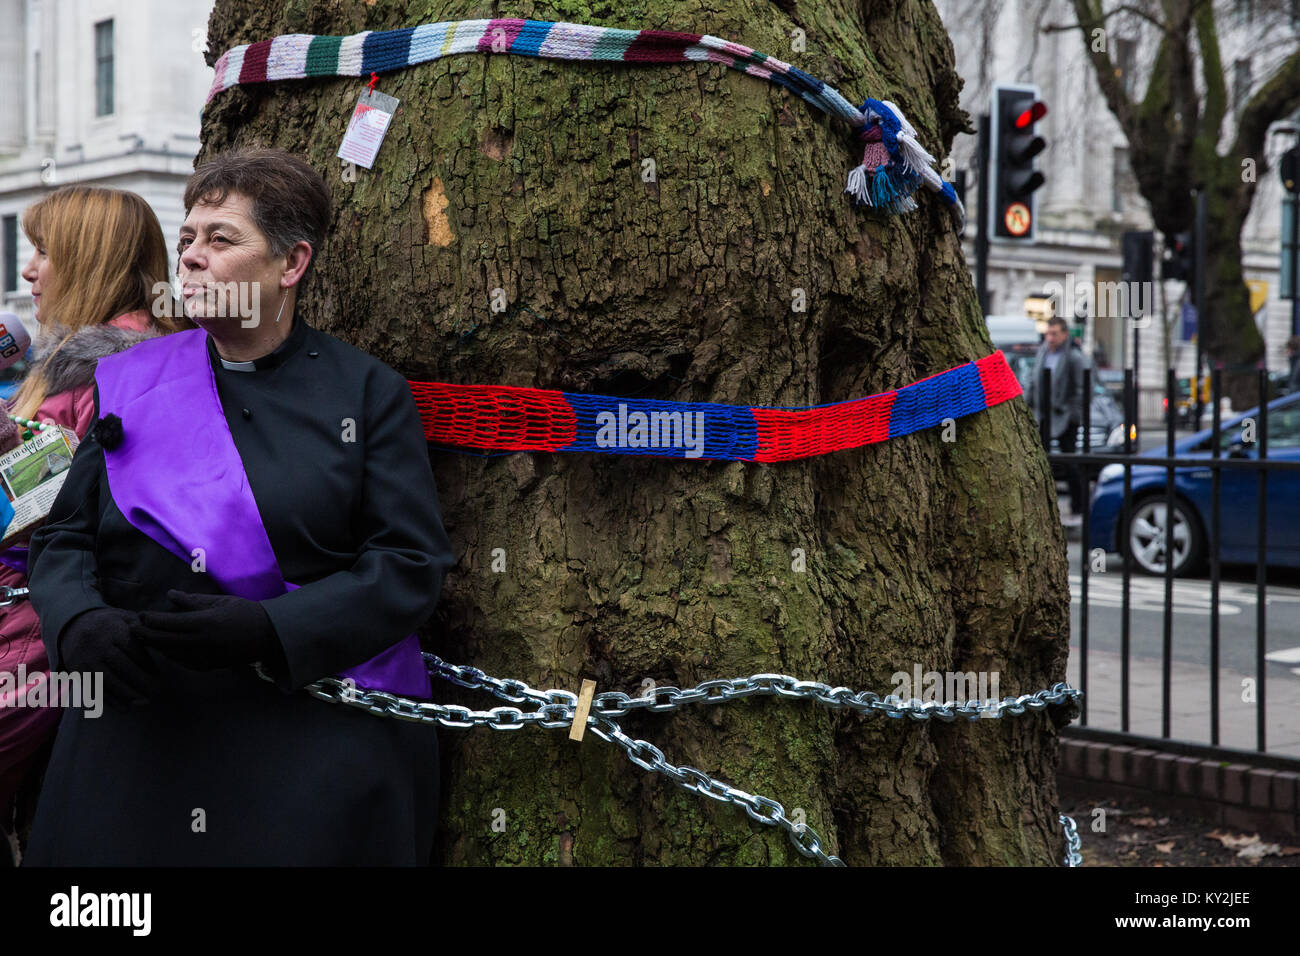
[[183, 148, 331, 289], [1046, 316, 1069, 333]]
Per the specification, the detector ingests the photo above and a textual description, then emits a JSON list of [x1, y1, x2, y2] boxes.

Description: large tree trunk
[[1202, 159, 1264, 393], [1071, 0, 1283, 408], [201, 0, 1073, 865], [1132, 143, 1266, 405]]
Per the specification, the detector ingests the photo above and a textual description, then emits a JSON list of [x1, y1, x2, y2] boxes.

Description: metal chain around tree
[[255, 655, 1084, 866]]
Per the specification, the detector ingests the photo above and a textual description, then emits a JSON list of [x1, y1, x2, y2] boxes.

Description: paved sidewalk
[[1067, 646, 1300, 757]]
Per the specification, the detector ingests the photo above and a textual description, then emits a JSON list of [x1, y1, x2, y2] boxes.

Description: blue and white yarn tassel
[[844, 99, 965, 226]]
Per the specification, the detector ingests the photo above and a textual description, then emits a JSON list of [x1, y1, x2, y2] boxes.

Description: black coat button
[[307, 350, 319, 358], [242, 408, 252, 420]]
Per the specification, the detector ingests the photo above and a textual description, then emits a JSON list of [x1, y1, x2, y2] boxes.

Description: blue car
[[1088, 391, 1300, 576]]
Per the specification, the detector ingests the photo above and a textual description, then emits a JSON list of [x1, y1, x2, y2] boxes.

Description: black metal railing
[[1037, 363, 1300, 763]]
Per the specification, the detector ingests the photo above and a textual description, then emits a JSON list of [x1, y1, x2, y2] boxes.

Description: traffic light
[[1121, 231, 1154, 319], [1281, 147, 1299, 194], [990, 85, 1047, 240], [1161, 231, 1195, 283]]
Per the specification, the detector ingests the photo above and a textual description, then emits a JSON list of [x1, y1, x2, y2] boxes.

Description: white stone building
[[935, 0, 1299, 419], [0, 0, 215, 336]]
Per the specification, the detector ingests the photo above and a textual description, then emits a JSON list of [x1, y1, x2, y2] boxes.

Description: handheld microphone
[[0, 314, 34, 371]]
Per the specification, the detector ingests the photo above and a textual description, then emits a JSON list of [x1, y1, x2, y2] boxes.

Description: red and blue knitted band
[[407, 352, 1020, 463]]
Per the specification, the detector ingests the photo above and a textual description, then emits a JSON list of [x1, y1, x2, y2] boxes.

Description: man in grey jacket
[[1030, 317, 1086, 516]]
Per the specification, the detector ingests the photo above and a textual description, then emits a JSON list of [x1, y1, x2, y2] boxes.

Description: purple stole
[[0, 545, 29, 576], [94, 328, 431, 698]]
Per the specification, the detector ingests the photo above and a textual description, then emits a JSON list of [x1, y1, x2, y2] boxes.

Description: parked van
[[985, 314, 1041, 389], [985, 314, 1041, 349]]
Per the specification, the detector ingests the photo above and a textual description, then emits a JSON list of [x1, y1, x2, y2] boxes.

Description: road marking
[[1070, 574, 1300, 616], [1265, 646, 1300, 665]]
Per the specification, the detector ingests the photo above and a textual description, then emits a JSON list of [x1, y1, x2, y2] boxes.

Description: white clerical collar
[[209, 316, 306, 372]]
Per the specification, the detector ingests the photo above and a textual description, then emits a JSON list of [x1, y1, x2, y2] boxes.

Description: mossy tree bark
[[202, 0, 1075, 865]]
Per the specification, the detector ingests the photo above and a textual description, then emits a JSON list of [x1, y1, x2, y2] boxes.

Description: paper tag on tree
[[337, 89, 400, 170]]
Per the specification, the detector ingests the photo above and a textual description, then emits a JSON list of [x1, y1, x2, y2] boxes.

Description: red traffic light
[[1013, 102, 1047, 129], [991, 85, 1047, 241]]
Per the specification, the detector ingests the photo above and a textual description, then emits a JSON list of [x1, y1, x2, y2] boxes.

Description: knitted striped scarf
[[407, 352, 1019, 462], [205, 17, 963, 222]]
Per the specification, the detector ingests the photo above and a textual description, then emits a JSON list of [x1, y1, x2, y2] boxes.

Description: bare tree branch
[[1193, 0, 1228, 163], [1069, 0, 1137, 131], [1230, 45, 1300, 176], [1044, 3, 1173, 35]]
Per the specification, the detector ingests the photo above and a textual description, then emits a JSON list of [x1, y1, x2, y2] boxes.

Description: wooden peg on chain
[[569, 679, 596, 741]]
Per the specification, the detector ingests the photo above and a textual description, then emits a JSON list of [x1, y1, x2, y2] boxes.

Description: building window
[[1113, 38, 1136, 96], [1112, 147, 1133, 213], [1234, 59, 1252, 114], [95, 19, 114, 117], [2, 216, 17, 294]]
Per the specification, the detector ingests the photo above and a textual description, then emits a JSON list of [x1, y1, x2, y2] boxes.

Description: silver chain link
[[1060, 813, 1082, 867], [254, 654, 1083, 867], [0, 585, 29, 607]]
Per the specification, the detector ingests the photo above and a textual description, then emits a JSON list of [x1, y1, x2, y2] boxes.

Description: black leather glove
[[130, 589, 285, 673], [58, 606, 162, 710]]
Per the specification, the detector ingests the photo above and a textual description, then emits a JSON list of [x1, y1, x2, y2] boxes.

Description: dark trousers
[[1043, 420, 1084, 515]]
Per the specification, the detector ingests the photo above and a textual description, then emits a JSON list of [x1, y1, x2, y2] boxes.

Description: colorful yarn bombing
[[205, 18, 963, 222], [407, 352, 1019, 463]]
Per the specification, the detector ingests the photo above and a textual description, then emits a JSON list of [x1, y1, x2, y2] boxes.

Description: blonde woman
[[0, 185, 182, 864]]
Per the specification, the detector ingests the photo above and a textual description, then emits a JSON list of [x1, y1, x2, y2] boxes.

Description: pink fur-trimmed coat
[[0, 309, 163, 818]]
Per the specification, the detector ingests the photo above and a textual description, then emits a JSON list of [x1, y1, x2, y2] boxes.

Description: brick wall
[[1059, 736, 1300, 837]]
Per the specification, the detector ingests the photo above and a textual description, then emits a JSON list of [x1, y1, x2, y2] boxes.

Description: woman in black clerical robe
[[23, 148, 455, 866]]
